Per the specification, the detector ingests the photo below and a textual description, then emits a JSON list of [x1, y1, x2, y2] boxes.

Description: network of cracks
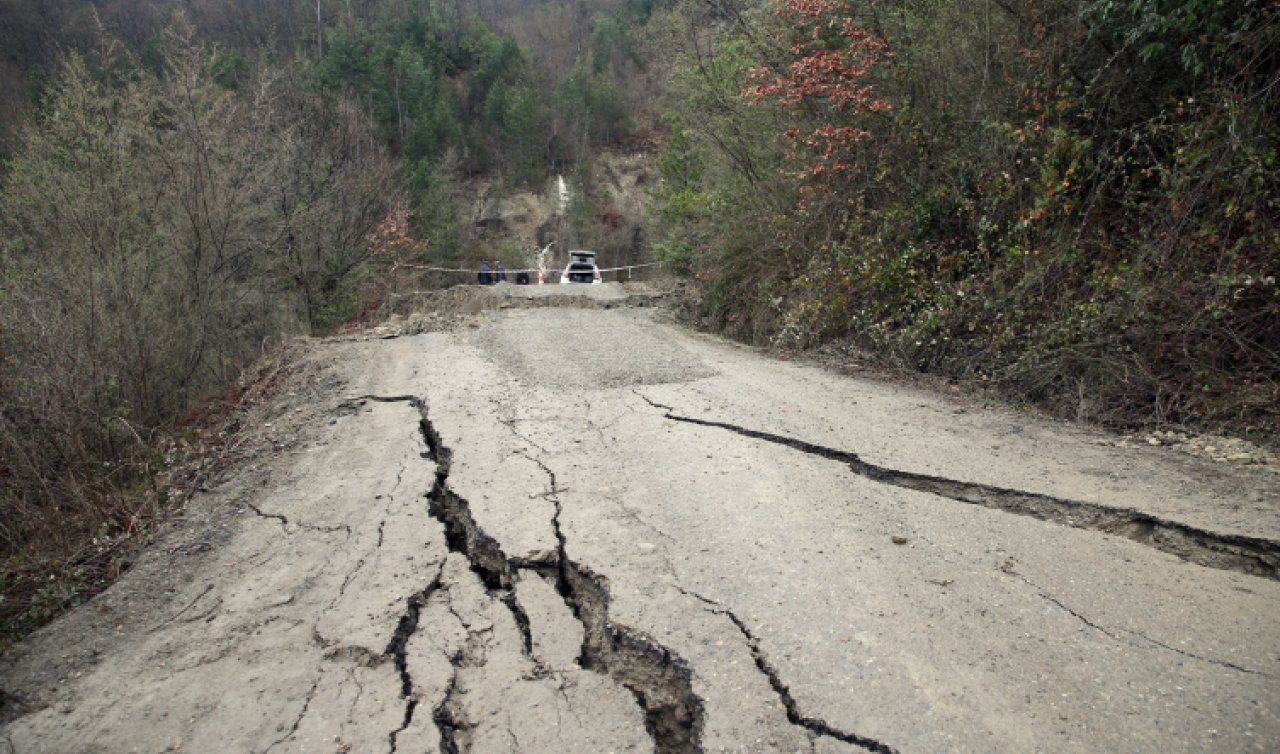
[[352, 392, 1277, 754]]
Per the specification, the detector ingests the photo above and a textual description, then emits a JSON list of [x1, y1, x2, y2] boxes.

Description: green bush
[[654, 0, 1278, 435]]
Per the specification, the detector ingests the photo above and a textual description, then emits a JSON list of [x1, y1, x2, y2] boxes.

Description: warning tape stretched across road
[[388, 262, 662, 275], [598, 262, 662, 273]]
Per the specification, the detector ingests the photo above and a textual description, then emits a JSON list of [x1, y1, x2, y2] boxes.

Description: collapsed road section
[[357, 394, 706, 754], [639, 396, 1280, 582], [5, 325, 1275, 754]]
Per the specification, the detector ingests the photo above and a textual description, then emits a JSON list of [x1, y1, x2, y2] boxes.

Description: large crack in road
[[640, 396, 1280, 581], [358, 394, 705, 754], [6, 324, 1275, 754], [679, 587, 899, 753], [5, 318, 1274, 752], [384, 561, 446, 752]]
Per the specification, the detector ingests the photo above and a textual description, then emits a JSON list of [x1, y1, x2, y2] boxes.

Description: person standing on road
[[495, 260, 507, 283], [478, 261, 491, 285]]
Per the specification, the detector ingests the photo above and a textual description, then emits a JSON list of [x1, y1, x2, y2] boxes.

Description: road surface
[[2, 286, 1277, 753]]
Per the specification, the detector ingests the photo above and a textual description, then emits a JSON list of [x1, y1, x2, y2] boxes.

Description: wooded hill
[[0, 0, 1277, 644], [649, 0, 1277, 433], [0, 0, 658, 644]]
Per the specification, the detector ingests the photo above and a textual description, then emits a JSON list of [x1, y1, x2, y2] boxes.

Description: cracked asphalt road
[[2, 298, 1278, 753]]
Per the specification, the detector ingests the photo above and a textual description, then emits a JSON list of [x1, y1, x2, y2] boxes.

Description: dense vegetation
[[650, 0, 1278, 431], [0, 0, 651, 643], [1, 0, 1275, 643], [0, 24, 390, 642]]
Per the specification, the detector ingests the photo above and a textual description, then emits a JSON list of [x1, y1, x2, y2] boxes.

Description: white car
[[560, 250, 603, 284]]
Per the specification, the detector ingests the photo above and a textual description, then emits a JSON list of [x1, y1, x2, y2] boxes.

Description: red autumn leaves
[[368, 204, 430, 271], [743, 0, 891, 185]]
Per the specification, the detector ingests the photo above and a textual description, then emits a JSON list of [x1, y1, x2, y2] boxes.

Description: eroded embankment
[[357, 395, 705, 754], [638, 396, 1279, 581]]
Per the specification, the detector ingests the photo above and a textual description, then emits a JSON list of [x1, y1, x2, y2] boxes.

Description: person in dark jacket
[[515, 269, 530, 285], [478, 262, 491, 285]]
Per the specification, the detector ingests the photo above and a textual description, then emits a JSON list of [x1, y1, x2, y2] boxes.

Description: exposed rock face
[[464, 149, 656, 271]]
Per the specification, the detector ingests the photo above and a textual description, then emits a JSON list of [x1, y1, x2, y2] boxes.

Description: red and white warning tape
[[388, 262, 662, 275]]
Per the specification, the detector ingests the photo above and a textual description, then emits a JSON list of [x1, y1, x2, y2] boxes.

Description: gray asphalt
[[2, 299, 1276, 754]]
